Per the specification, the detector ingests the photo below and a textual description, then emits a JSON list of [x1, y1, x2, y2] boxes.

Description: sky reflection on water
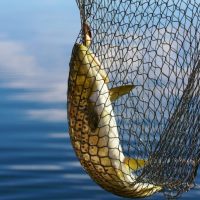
[[0, 1, 199, 200]]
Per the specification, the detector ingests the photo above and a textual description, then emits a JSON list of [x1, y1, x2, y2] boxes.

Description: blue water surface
[[0, 1, 199, 200]]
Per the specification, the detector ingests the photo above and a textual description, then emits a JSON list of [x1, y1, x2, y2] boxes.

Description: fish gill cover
[[68, 0, 200, 198]]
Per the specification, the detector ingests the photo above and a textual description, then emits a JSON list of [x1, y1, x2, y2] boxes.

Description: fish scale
[[67, 43, 162, 198]]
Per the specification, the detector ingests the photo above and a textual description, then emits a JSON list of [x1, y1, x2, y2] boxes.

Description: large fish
[[67, 24, 162, 198]]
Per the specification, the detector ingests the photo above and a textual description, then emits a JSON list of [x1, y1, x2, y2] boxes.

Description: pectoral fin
[[110, 85, 135, 102], [87, 102, 99, 132], [124, 157, 147, 171]]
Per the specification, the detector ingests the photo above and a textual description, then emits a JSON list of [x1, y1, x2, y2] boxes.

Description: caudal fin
[[124, 157, 163, 194]]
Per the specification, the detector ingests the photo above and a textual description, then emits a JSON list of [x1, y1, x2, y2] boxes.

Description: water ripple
[[7, 164, 65, 171]]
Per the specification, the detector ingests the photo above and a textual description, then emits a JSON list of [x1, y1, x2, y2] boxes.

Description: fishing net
[[69, 0, 200, 198]]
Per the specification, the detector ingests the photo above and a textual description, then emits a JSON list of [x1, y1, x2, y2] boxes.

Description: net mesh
[[69, 0, 200, 198]]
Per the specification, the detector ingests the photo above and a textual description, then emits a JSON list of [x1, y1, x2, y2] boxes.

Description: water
[[0, 1, 199, 200]]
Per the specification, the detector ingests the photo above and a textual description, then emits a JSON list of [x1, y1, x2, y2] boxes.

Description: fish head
[[71, 43, 88, 60], [69, 43, 100, 107], [70, 43, 92, 74]]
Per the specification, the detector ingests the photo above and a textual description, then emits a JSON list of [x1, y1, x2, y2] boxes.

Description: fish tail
[[124, 157, 163, 193]]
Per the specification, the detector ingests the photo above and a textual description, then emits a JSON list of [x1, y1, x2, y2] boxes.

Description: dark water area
[[0, 1, 199, 200], [1, 87, 200, 200]]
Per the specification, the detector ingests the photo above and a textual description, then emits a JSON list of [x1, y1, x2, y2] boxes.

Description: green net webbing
[[68, 0, 200, 198]]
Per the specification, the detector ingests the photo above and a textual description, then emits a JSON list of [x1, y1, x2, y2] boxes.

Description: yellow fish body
[[67, 29, 162, 197]]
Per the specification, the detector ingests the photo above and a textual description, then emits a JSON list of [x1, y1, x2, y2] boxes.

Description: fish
[[67, 23, 162, 198]]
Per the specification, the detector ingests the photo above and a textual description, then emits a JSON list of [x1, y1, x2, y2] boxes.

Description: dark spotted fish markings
[[67, 24, 162, 198]]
